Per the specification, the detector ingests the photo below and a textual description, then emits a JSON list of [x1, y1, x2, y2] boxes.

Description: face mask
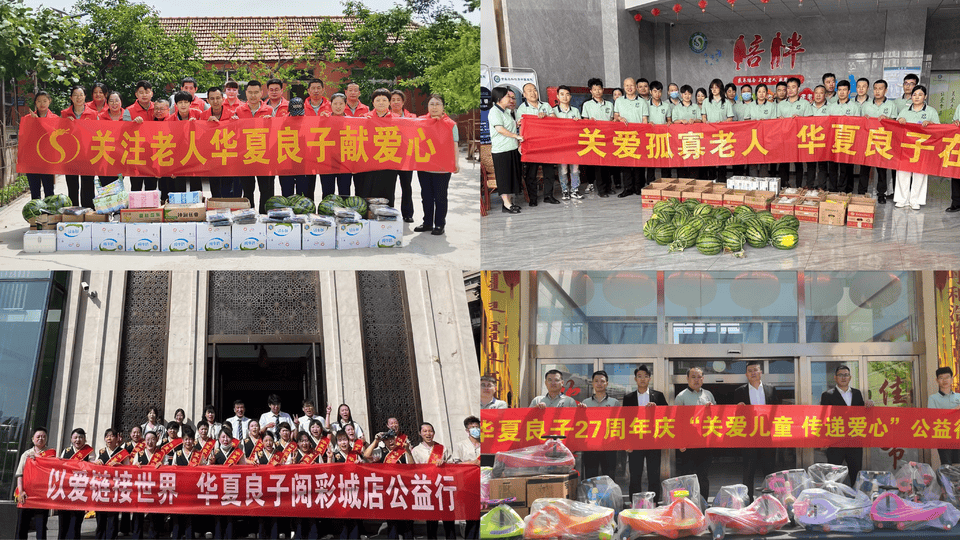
[[469, 427, 481, 439], [741, 92, 752, 101], [669, 91, 679, 100]]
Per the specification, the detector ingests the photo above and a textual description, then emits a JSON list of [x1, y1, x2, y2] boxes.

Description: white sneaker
[[895, 201, 907, 208], [571, 191, 584, 199], [562, 191, 571, 200], [911, 203, 920, 210]]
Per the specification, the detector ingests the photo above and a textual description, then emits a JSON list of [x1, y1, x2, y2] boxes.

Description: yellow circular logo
[[36, 128, 81, 164]]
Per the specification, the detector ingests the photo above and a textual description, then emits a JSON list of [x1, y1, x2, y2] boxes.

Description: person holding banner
[[359, 88, 402, 208], [118, 425, 146, 537], [344, 82, 371, 117], [212, 425, 247, 539], [455, 416, 481, 466], [701, 79, 734, 183], [413, 422, 455, 539], [928, 367, 960, 465], [675, 367, 716, 499], [26, 91, 57, 200], [240, 419, 262, 459], [170, 427, 201, 540], [415, 93, 460, 236], [895, 85, 939, 210], [579, 370, 620, 480], [516, 82, 559, 206], [552, 85, 583, 201], [160, 421, 183, 454], [951, 103, 960, 213], [194, 420, 216, 465], [87, 82, 108, 115], [233, 80, 275, 214], [582, 78, 616, 197], [290, 431, 323, 539], [132, 431, 167, 538], [671, 85, 703, 179], [809, 86, 832, 190], [733, 361, 780, 500], [489, 86, 523, 214], [745, 84, 778, 178], [97, 91, 131, 122], [15, 427, 55, 540], [198, 87, 235, 198], [365, 430, 414, 540], [95, 428, 128, 540], [166, 91, 203, 194], [646, 81, 674, 183], [777, 77, 812, 189], [530, 369, 579, 408], [622, 365, 668, 503], [389, 90, 417, 222], [819, 365, 873, 485], [859, 79, 900, 203], [893, 73, 919, 114], [827, 80, 862, 192], [57, 428, 93, 540], [61, 85, 99, 210], [481, 376, 508, 410]]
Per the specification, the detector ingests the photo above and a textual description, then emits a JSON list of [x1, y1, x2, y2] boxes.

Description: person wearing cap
[[364, 430, 413, 539], [278, 97, 311, 198]]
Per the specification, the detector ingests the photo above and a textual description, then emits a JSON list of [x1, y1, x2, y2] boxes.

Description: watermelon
[[682, 200, 699, 213], [742, 216, 765, 232], [23, 199, 48, 222], [745, 224, 769, 248], [651, 206, 676, 223], [724, 221, 746, 234], [771, 229, 799, 250], [696, 233, 723, 256], [322, 194, 345, 204], [654, 223, 677, 246], [288, 195, 315, 215], [672, 213, 690, 228], [317, 200, 341, 216], [643, 218, 661, 240], [756, 211, 776, 231], [700, 218, 723, 237], [734, 205, 755, 220], [43, 193, 73, 213], [721, 229, 745, 252], [670, 222, 701, 251], [343, 196, 369, 216], [666, 197, 681, 206], [694, 203, 714, 217], [775, 215, 801, 230], [713, 206, 733, 223], [653, 200, 673, 213], [673, 205, 692, 221], [265, 196, 291, 211]]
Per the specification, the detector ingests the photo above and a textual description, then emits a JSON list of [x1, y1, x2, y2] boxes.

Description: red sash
[[223, 447, 244, 466], [198, 439, 216, 463], [105, 448, 129, 466], [159, 438, 182, 457], [187, 448, 205, 466], [69, 445, 93, 461], [351, 438, 364, 454], [427, 443, 445, 465], [346, 450, 362, 463], [384, 434, 408, 464], [280, 441, 298, 462], [248, 438, 263, 458], [15, 449, 55, 498], [147, 449, 165, 467], [314, 437, 331, 456], [299, 450, 321, 465], [129, 441, 147, 456], [267, 449, 285, 466]]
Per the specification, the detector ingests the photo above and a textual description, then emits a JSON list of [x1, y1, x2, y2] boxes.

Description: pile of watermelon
[[264, 195, 315, 214], [22, 193, 73, 222], [316, 194, 369, 217], [644, 198, 800, 256]]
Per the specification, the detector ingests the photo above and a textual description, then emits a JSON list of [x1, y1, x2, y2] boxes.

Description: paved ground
[[0, 149, 479, 271], [482, 175, 960, 270]]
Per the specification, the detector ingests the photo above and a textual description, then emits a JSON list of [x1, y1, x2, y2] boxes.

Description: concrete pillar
[[882, 9, 928, 83], [601, 0, 622, 86], [322, 271, 370, 435], [165, 271, 205, 423]]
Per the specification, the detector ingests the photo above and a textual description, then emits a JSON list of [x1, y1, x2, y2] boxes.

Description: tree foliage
[[212, 20, 323, 86], [422, 23, 478, 114]]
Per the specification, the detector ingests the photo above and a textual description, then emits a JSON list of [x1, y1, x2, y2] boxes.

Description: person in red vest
[[232, 80, 274, 213], [303, 78, 332, 116], [198, 86, 237, 197], [86, 82, 108, 115], [357, 88, 398, 208], [344, 81, 370, 117], [166, 91, 203, 196], [125, 80, 156, 195], [389, 90, 416, 223], [26, 91, 57, 200], [265, 78, 289, 116], [415, 94, 460, 236], [222, 79, 244, 116], [61, 85, 98, 209], [15, 426, 56, 540], [172, 76, 209, 114]]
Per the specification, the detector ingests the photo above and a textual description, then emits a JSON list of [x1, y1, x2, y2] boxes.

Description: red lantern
[[602, 272, 656, 315], [730, 272, 781, 313], [651, 8, 661, 17], [665, 271, 717, 316], [634, 13, 643, 22], [699, 0, 708, 12], [569, 271, 596, 307], [806, 274, 844, 313], [673, 3, 682, 19]]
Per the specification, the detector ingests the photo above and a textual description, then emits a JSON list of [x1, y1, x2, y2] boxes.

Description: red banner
[[19, 458, 479, 520], [16, 116, 456, 176], [519, 116, 960, 178], [481, 405, 960, 453]]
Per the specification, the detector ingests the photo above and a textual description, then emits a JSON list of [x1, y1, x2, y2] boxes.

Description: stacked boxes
[[847, 195, 877, 229], [819, 193, 851, 226], [197, 224, 232, 251], [743, 190, 776, 212], [125, 224, 161, 251], [56, 222, 92, 251], [90, 223, 126, 251], [266, 223, 303, 250], [485, 472, 579, 519], [641, 182, 670, 208], [336, 221, 370, 249], [794, 199, 821, 223], [160, 223, 198, 251]]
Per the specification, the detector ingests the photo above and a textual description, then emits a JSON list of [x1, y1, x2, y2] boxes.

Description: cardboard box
[[680, 189, 704, 202], [819, 196, 848, 226], [770, 196, 800, 216], [232, 223, 267, 251], [691, 179, 712, 188], [744, 190, 776, 212], [90, 223, 126, 251], [526, 472, 580, 502], [23, 230, 57, 253], [794, 200, 820, 223], [120, 207, 163, 223], [848, 196, 876, 218], [640, 183, 669, 208], [302, 223, 337, 250], [84, 212, 109, 222], [128, 190, 161, 209], [673, 178, 696, 185], [206, 198, 251, 211], [266, 223, 303, 250], [60, 211, 89, 223], [723, 189, 749, 209], [802, 189, 828, 202], [488, 477, 529, 505], [336, 220, 370, 249], [701, 187, 729, 207], [197, 224, 232, 251], [29, 214, 62, 228], [168, 191, 203, 205], [512, 507, 530, 519], [660, 185, 690, 201], [56, 222, 92, 251], [369, 220, 403, 248], [125, 223, 161, 251], [161, 223, 198, 252], [164, 203, 206, 222]]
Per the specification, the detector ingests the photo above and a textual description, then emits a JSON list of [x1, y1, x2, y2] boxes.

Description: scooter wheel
[[822, 525, 831, 533], [876, 522, 883, 529], [897, 522, 906, 531]]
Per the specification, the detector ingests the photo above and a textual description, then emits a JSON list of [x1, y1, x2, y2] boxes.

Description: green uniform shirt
[[671, 102, 701, 122], [778, 97, 812, 118], [488, 105, 518, 153], [582, 97, 614, 121], [898, 104, 940, 124], [860, 98, 899, 119], [514, 100, 553, 127], [810, 103, 831, 117], [825, 94, 839, 105], [928, 391, 960, 409], [580, 394, 620, 407], [892, 96, 912, 115], [613, 95, 648, 124], [747, 101, 778, 120], [647, 99, 672, 125], [675, 387, 717, 406], [701, 98, 734, 122], [553, 104, 581, 120], [529, 393, 579, 408], [828, 98, 861, 117], [733, 101, 752, 122]]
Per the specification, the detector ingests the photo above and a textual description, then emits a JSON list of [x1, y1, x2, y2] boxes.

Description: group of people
[[489, 72, 960, 214], [481, 363, 960, 505], [15, 394, 482, 539], [27, 76, 460, 236]]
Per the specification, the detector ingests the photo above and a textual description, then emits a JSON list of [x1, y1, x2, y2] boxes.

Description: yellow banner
[[936, 271, 960, 389], [481, 271, 522, 408]]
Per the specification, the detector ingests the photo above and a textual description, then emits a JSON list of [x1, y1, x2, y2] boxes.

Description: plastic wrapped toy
[[793, 483, 874, 533], [854, 470, 895, 500], [577, 476, 623, 514], [711, 485, 750, 510], [938, 465, 960, 507], [523, 498, 615, 540], [894, 461, 941, 502], [705, 489, 790, 540], [808, 463, 849, 487], [491, 438, 576, 478], [870, 485, 960, 531], [764, 469, 812, 523], [618, 492, 708, 539], [481, 504, 524, 539], [631, 492, 657, 510], [662, 475, 706, 511]]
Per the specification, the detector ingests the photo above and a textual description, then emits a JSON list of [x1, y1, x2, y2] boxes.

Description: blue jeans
[[418, 172, 451, 228]]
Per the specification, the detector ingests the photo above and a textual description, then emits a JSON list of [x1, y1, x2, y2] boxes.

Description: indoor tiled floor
[[481, 176, 960, 270]]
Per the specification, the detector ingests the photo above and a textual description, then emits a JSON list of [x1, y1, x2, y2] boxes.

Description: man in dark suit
[[819, 364, 873, 485], [733, 361, 781, 499], [622, 365, 668, 502]]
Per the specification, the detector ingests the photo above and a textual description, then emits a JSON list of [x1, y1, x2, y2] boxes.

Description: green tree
[[211, 19, 321, 87], [422, 23, 478, 114], [70, 0, 214, 101]]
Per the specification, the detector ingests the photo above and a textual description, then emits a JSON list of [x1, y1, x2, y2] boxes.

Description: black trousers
[[593, 166, 616, 195], [213, 516, 234, 539], [240, 176, 276, 214], [319, 173, 352, 198], [170, 514, 192, 540], [464, 520, 479, 539], [953, 177, 960, 208], [859, 167, 889, 196], [825, 447, 862, 486], [398, 170, 415, 220], [742, 447, 777, 499], [629, 449, 662, 502], [385, 520, 413, 539], [337, 518, 362, 538], [16, 508, 48, 539], [58, 509, 83, 539], [679, 448, 712, 499], [128, 177, 158, 192], [426, 520, 457, 539], [27, 173, 55, 200], [65, 175, 96, 208], [779, 162, 805, 189], [939, 448, 960, 466], [621, 167, 643, 193], [582, 450, 617, 480], [523, 163, 557, 201], [419, 172, 451, 228], [95, 510, 119, 539], [828, 162, 855, 192]]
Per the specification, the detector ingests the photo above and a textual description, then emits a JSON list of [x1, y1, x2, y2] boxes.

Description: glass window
[[664, 271, 798, 344], [867, 359, 918, 470], [601, 362, 654, 402], [811, 360, 860, 401], [537, 362, 595, 403], [805, 272, 918, 343]]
